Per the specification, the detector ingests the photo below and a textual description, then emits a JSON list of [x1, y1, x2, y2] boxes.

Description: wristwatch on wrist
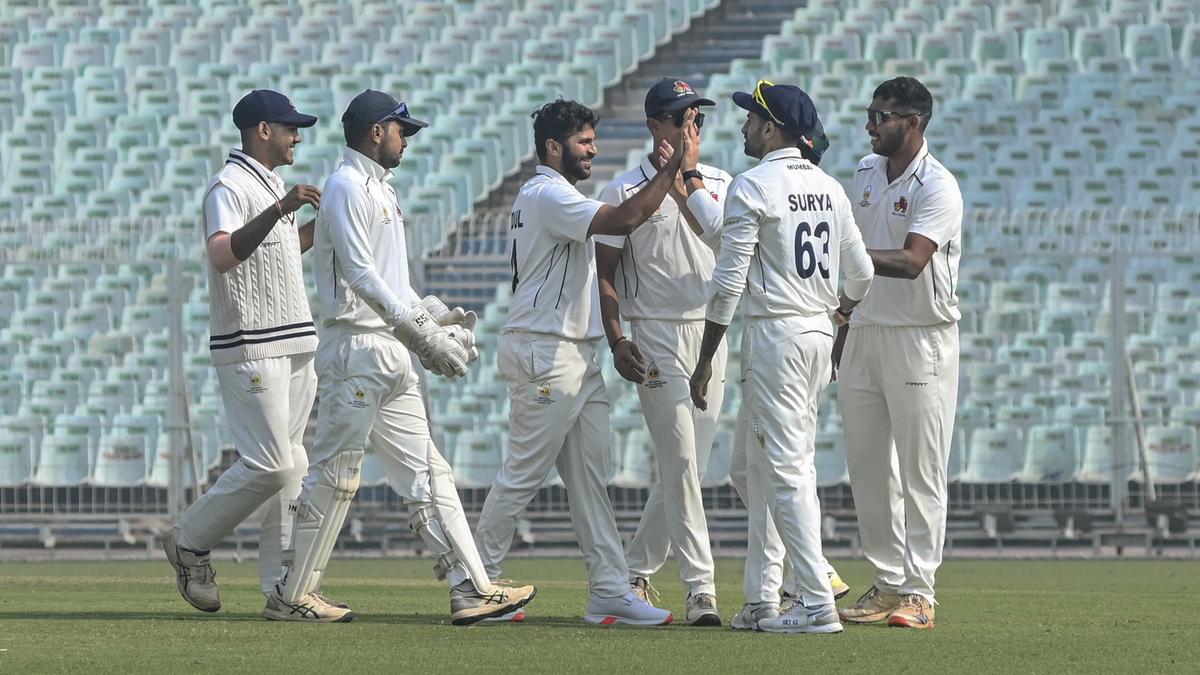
[[681, 169, 703, 182]]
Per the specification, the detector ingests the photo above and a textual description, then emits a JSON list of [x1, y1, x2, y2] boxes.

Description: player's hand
[[679, 108, 700, 171], [280, 184, 321, 214], [393, 307, 469, 378], [689, 360, 713, 410], [831, 325, 847, 383], [613, 338, 647, 384]]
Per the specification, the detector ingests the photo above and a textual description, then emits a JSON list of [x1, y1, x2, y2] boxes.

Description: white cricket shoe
[[450, 581, 537, 626], [686, 592, 721, 626], [758, 601, 843, 634], [730, 602, 779, 631], [162, 527, 220, 612], [262, 591, 354, 623], [584, 591, 673, 626]]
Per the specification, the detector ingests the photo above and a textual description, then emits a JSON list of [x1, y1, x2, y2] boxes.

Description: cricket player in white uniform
[[689, 81, 874, 634], [837, 77, 962, 630], [474, 99, 693, 626], [594, 78, 729, 626], [163, 90, 322, 615], [722, 112, 853, 630], [271, 90, 535, 625]]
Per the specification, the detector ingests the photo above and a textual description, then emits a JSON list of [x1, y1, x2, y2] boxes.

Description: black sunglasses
[[657, 109, 705, 129]]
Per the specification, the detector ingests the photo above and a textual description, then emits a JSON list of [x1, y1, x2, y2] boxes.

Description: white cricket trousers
[[475, 331, 629, 597], [177, 352, 316, 593], [838, 322, 959, 601], [739, 317, 835, 607], [728, 414, 837, 604], [302, 326, 487, 590], [624, 319, 724, 596]]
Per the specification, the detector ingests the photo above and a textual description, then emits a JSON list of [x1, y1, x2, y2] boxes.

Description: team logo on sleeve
[[860, 184, 872, 207], [892, 196, 909, 216], [710, 191, 719, 201]]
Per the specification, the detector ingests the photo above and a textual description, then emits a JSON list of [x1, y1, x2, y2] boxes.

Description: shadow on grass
[[0, 611, 609, 628]]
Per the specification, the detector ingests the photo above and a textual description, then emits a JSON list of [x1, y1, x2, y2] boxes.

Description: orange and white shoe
[[887, 594, 935, 629], [480, 608, 526, 623], [585, 591, 673, 626], [839, 585, 903, 624]]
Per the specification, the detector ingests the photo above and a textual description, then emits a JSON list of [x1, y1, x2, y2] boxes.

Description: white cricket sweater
[[202, 150, 317, 366]]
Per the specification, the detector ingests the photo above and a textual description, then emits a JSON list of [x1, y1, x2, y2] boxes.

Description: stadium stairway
[[422, 0, 798, 311]]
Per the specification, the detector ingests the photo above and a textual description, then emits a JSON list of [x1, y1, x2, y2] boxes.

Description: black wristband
[[681, 169, 703, 182], [836, 306, 853, 317], [610, 335, 628, 351]]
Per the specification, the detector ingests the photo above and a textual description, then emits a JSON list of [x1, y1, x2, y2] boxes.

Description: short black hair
[[531, 99, 599, 162], [872, 76, 933, 130]]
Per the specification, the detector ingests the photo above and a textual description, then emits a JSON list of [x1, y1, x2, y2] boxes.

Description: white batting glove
[[393, 306, 469, 378]]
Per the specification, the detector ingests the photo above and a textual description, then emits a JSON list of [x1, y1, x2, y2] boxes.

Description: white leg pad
[[282, 449, 363, 603]]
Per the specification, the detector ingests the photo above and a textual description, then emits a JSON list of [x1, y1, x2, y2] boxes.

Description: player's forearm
[[340, 263, 411, 327], [597, 276, 625, 347], [229, 205, 284, 262], [868, 248, 926, 279], [696, 320, 728, 367], [610, 154, 684, 233], [672, 191, 705, 237], [297, 219, 315, 254]]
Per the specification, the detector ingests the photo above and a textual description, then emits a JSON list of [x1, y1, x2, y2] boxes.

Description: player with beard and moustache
[[271, 90, 536, 625], [723, 111, 854, 630], [690, 81, 873, 634], [836, 76, 963, 630], [473, 99, 692, 626]]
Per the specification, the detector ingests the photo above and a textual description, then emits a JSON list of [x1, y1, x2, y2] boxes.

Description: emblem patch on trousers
[[349, 384, 370, 410], [535, 382, 555, 405], [643, 363, 665, 389], [247, 370, 266, 395]]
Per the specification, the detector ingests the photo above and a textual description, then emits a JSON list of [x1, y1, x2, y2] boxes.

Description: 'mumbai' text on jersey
[[788, 193, 833, 212]]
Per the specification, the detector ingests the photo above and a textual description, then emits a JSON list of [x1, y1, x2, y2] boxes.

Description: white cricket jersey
[[850, 140, 963, 327], [594, 157, 732, 321], [313, 147, 421, 335], [202, 149, 317, 366], [708, 147, 874, 328], [504, 165, 605, 341]]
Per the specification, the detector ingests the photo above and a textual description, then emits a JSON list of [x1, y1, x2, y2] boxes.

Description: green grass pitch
[[1, 557, 1197, 672]]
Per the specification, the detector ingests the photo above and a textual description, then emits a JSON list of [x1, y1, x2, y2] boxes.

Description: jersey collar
[[883, 140, 930, 186], [760, 147, 805, 164], [229, 148, 284, 191], [535, 164, 573, 185], [343, 146, 393, 183]]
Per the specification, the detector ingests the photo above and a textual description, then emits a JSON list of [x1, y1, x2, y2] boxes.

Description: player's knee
[[258, 460, 304, 492]]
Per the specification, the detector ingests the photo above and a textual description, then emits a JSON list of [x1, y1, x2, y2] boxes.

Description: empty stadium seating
[[1, 0, 1198, 532]]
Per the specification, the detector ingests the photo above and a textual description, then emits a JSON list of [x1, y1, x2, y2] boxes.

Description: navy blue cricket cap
[[341, 89, 430, 137], [732, 81, 819, 137], [232, 89, 318, 130], [644, 78, 715, 117]]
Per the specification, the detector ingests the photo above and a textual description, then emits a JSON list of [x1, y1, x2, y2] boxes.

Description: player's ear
[[546, 137, 561, 160], [258, 121, 271, 142]]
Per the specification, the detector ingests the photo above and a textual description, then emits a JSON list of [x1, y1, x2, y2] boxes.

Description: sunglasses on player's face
[[866, 108, 922, 127], [656, 109, 705, 129]]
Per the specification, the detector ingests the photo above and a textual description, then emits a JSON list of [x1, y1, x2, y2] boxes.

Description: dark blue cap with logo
[[732, 82, 818, 136], [644, 77, 715, 117], [232, 89, 318, 130], [342, 89, 430, 137]]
